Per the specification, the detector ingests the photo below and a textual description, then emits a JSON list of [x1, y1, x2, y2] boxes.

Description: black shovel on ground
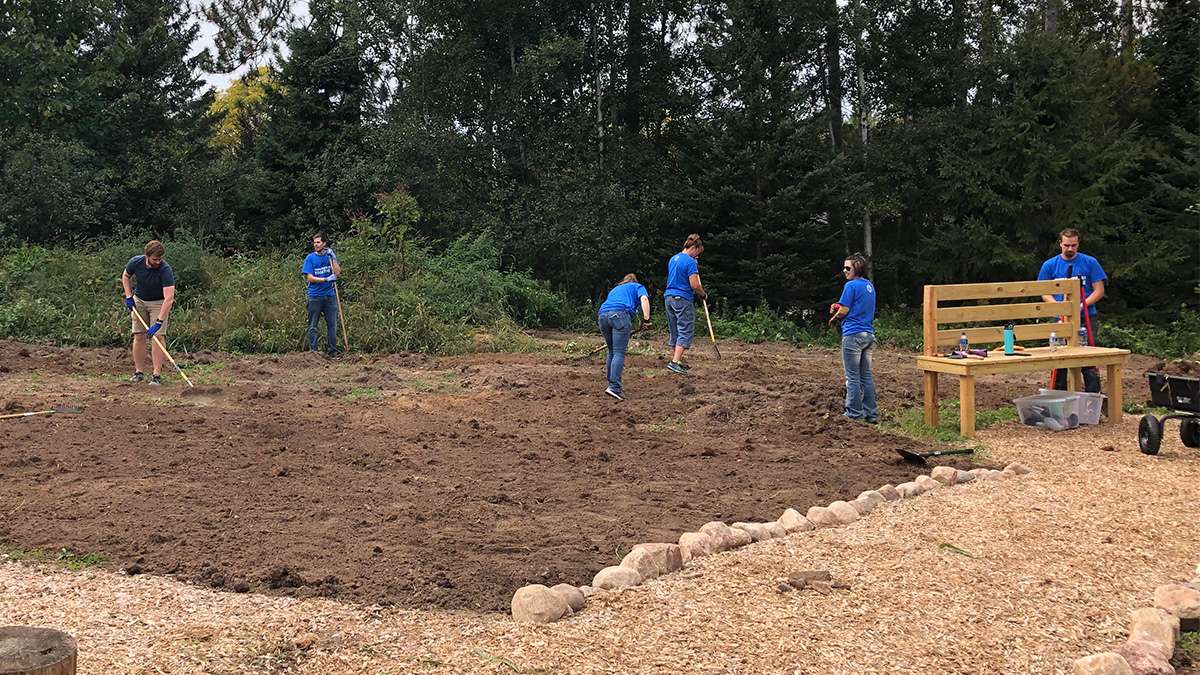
[[895, 447, 975, 465]]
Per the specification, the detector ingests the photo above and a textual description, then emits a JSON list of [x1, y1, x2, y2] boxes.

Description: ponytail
[[683, 233, 704, 251]]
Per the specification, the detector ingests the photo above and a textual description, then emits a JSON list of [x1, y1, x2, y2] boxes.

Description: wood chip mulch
[[2, 417, 1198, 673]]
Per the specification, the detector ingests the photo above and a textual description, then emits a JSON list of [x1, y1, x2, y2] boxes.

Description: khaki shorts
[[131, 297, 169, 336]]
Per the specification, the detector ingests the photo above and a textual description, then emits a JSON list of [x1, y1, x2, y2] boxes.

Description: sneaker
[[130, 371, 145, 383], [680, 362, 691, 371], [326, 351, 343, 360], [865, 418, 879, 425], [604, 387, 625, 401], [667, 361, 687, 374], [148, 374, 162, 386]]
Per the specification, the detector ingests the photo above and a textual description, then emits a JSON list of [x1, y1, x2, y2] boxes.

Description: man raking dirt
[[121, 240, 176, 385]]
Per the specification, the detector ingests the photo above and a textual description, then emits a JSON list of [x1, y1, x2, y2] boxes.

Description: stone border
[[1072, 564, 1200, 674], [510, 462, 1033, 623]]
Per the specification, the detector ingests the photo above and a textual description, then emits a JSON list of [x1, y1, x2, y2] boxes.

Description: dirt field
[[0, 337, 1158, 612]]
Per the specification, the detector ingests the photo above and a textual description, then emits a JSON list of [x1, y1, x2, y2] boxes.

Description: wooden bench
[[916, 278, 1131, 437]]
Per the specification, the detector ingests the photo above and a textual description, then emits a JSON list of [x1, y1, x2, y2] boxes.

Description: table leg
[[1106, 364, 1123, 422], [959, 375, 976, 438], [1068, 368, 1083, 392], [923, 371, 939, 428]]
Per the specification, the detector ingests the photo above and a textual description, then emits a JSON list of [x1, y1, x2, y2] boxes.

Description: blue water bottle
[[958, 332, 969, 355], [1078, 324, 1088, 347], [1003, 322, 1015, 355]]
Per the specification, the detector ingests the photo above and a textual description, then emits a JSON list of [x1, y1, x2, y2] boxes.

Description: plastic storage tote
[[1039, 389, 1106, 425], [1014, 393, 1080, 430]]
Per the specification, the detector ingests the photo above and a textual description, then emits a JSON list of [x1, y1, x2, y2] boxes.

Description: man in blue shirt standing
[[301, 232, 343, 358], [663, 233, 707, 374], [830, 253, 878, 423], [121, 240, 176, 385], [596, 273, 652, 401], [1038, 227, 1107, 392]]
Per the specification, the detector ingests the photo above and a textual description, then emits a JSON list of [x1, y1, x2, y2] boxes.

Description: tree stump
[[0, 627, 76, 675]]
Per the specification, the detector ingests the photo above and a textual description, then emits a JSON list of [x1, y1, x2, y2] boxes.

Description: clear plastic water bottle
[[1078, 324, 1088, 347], [959, 332, 969, 354], [1049, 331, 1058, 353]]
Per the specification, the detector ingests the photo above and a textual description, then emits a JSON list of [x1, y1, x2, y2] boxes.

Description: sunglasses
[[843, 266, 853, 271]]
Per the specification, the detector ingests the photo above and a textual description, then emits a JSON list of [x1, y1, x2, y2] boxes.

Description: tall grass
[[0, 233, 581, 355]]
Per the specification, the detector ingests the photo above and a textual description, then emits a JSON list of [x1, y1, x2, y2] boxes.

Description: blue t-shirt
[[1037, 253, 1106, 317], [598, 282, 649, 318], [664, 252, 699, 301], [838, 277, 876, 336], [124, 256, 175, 301], [301, 252, 336, 298]]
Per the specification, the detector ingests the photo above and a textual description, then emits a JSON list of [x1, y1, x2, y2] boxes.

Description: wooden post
[[1106, 364, 1123, 423], [0, 627, 76, 675], [923, 371, 939, 428], [922, 285, 938, 356], [1068, 368, 1083, 392], [959, 375, 976, 438]]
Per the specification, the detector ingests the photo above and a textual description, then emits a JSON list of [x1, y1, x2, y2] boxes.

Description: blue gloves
[[325, 274, 338, 282], [146, 320, 162, 338], [124, 297, 135, 311]]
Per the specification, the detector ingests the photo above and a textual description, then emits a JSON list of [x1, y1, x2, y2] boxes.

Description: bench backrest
[[921, 279, 1082, 356]]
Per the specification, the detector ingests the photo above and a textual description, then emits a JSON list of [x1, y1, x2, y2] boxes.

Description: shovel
[[895, 447, 975, 465], [0, 406, 83, 421]]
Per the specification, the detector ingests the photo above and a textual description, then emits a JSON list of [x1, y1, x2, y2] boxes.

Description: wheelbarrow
[[1137, 372, 1200, 455]]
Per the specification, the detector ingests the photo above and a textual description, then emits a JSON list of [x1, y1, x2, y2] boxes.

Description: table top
[[916, 345, 1131, 375]]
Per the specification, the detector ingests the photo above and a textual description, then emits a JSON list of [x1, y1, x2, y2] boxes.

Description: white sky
[[192, 1, 309, 92]]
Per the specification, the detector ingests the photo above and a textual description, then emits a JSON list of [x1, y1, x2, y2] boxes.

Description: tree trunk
[[623, 0, 645, 134], [1045, 0, 1060, 35], [1120, 0, 1134, 53], [979, 0, 995, 106], [854, 0, 872, 260], [0, 627, 77, 675], [826, 0, 846, 254]]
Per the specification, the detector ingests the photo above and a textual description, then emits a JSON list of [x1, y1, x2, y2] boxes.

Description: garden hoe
[[130, 309, 194, 387], [0, 406, 83, 421], [895, 447, 975, 465]]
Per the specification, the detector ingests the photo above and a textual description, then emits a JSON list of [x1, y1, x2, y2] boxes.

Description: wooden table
[[915, 345, 1131, 437]]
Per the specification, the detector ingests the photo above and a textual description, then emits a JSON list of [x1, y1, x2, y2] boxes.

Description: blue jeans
[[842, 332, 878, 420], [665, 296, 695, 349], [306, 295, 339, 354], [599, 311, 631, 394]]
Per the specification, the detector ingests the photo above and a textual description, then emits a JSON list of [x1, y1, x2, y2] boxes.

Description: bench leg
[[923, 371, 939, 428], [1106, 364, 1123, 423], [959, 375, 976, 439], [1068, 368, 1083, 392]]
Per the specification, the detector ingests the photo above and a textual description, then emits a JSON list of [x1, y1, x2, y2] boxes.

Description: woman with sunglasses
[[829, 253, 878, 423]]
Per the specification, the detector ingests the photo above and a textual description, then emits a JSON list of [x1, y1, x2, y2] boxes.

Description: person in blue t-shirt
[[1038, 227, 1107, 392], [300, 232, 343, 358], [597, 273, 652, 401], [121, 239, 176, 385], [663, 233, 707, 374], [829, 253, 878, 423]]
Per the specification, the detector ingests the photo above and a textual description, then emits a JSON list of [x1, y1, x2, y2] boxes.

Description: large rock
[[827, 501, 860, 524], [778, 508, 814, 533], [698, 521, 738, 550], [764, 521, 787, 539], [679, 532, 718, 563], [1117, 638, 1174, 675], [914, 474, 940, 491], [1154, 583, 1200, 630], [877, 484, 901, 501], [895, 481, 922, 498], [857, 490, 886, 510], [511, 584, 570, 623], [806, 506, 840, 528], [578, 585, 594, 598], [1004, 461, 1032, 475], [550, 583, 585, 613], [968, 468, 990, 480], [732, 522, 773, 542], [930, 466, 958, 486], [621, 543, 684, 580], [1129, 608, 1179, 648], [1072, 653, 1133, 675], [955, 469, 975, 484], [854, 492, 883, 511], [728, 528, 753, 547], [592, 565, 641, 591]]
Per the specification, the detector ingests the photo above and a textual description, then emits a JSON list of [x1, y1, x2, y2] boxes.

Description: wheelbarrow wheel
[[1138, 414, 1162, 455], [1180, 417, 1200, 449]]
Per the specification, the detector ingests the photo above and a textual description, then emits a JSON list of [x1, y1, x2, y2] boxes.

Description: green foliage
[[0, 543, 108, 570], [1103, 309, 1200, 359], [883, 399, 1018, 444], [0, 233, 568, 356]]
